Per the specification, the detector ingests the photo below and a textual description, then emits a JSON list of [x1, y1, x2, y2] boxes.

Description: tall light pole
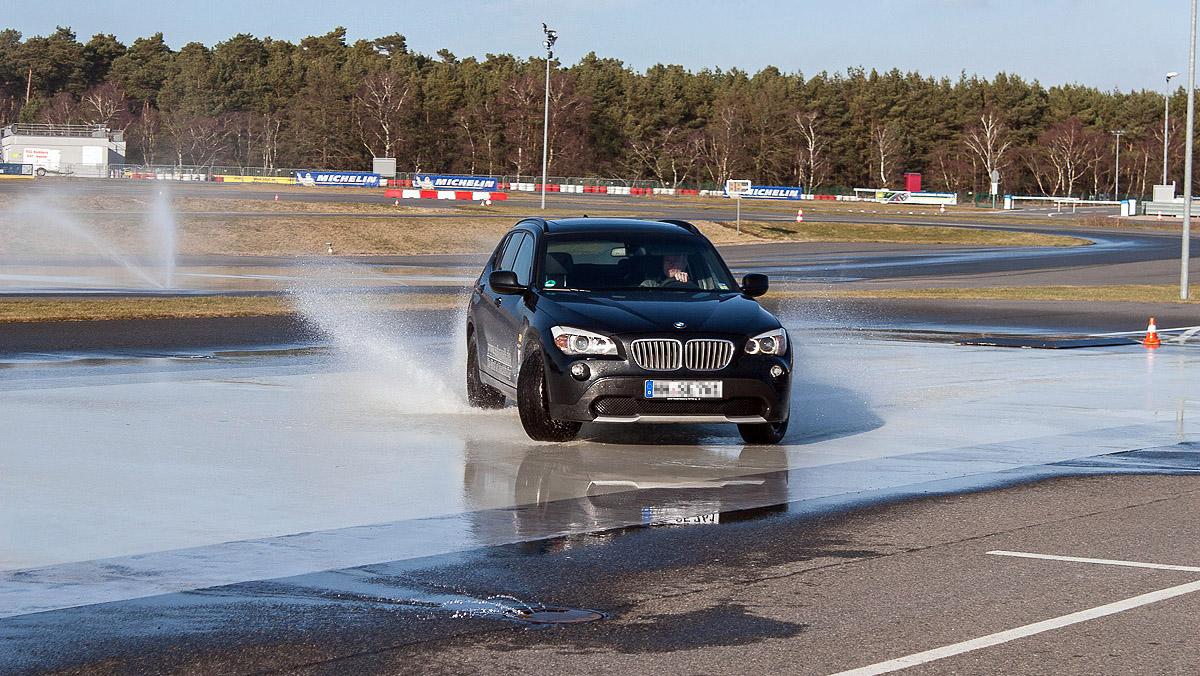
[[1111, 130, 1124, 198], [1164, 71, 1180, 186], [1182, 4, 1195, 300], [540, 23, 557, 211]]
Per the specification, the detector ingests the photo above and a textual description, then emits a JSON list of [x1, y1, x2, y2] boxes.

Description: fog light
[[570, 362, 590, 380], [769, 364, 785, 379]]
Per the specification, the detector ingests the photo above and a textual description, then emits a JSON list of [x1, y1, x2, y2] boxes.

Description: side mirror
[[741, 273, 769, 298], [489, 270, 527, 295]]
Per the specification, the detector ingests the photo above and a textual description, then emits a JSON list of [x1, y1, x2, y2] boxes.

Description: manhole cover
[[505, 606, 604, 624]]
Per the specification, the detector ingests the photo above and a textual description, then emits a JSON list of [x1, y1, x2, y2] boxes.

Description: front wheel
[[738, 417, 789, 445], [517, 350, 581, 442]]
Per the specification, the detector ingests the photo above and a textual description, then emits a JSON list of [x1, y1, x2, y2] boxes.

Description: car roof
[[518, 217, 702, 236]]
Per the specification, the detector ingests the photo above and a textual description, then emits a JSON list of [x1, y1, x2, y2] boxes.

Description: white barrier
[[1005, 195, 1122, 212]]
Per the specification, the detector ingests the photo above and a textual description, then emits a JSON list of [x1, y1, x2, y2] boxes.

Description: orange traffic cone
[[796, 208, 804, 223], [394, 199, 399, 206], [1143, 318, 1161, 347], [939, 204, 946, 214], [274, 194, 279, 201], [1157, 211, 1163, 221]]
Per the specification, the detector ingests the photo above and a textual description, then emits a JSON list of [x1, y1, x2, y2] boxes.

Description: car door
[[475, 232, 525, 382], [494, 231, 538, 385]]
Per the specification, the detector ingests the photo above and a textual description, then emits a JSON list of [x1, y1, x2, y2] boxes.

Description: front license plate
[[645, 380, 723, 399]]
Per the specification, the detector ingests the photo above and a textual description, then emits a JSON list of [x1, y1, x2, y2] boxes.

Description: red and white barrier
[[385, 189, 508, 201]]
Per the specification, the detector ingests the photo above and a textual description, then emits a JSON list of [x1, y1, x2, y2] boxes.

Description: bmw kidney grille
[[630, 338, 733, 371]]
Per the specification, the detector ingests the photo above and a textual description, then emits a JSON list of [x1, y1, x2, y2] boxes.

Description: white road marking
[[987, 550, 1200, 573], [829, 552, 1200, 676]]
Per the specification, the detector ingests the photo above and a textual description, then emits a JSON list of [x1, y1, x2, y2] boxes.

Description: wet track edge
[[3, 439, 1198, 675]]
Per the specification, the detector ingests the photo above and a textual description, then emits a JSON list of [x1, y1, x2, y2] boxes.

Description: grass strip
[[774, 285, 1200, 303], [0, 293, 462, 323], [715, 220, 1087, 246]]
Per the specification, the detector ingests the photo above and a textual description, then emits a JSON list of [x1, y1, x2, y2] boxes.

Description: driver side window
[[511, 234, 536, 287], [496, 233, 525, 272]]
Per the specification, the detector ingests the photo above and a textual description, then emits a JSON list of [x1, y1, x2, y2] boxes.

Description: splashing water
[[148, 190, 178, 288], [289, 262, 473, 415], [1, 188, 177, 290]]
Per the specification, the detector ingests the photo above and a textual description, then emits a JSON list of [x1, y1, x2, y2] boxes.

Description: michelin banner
[[295, 171, 381, 187], [414, 174, 499, 191], [724, 185, 803, 200]]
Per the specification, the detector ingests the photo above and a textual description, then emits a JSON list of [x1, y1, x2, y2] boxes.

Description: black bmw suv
[[466, 217, 791, 443]]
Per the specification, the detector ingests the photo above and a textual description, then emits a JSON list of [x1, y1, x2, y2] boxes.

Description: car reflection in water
[[463, 438, 789, 546]]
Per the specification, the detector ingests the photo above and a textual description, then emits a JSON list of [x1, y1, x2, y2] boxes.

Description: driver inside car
[[640, 253, 690, 286]]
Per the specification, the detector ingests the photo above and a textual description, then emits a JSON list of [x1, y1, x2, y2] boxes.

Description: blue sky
[[7, 0, 1191, 92]]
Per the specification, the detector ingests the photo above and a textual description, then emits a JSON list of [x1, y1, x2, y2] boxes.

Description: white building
[[1, 124, 126, 178]]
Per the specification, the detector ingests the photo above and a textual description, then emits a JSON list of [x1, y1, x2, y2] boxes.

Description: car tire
[[737, 417, 789, 445], [35, 167, 46, 177], [517, 349, 581, 442], [466, 335, 506, 409]]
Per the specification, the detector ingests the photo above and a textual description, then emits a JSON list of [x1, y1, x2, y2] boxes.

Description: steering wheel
[[660, 279, 697, 289]]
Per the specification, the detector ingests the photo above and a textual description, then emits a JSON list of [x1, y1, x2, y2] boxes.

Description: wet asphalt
[[3, 183, 1200, 675], [8, 471, 1200, 675]]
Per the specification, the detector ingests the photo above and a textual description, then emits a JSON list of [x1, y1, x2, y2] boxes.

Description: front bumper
[[543, 347, 792, 424]]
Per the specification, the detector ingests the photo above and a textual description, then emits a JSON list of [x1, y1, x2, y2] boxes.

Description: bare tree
[[228, 111, 283, 170], [1084, 132, 1109, 197], [1039, 117, 1091, 197], [870, 123, 902, 187], [701, 100, 746, 187], [352, 71, 411, 159], [128, 103, 161, 164], [544, 72, 591, 176], [1126, 135, 1157, 199], [962, 109, 1013, 191], [926, 142, 971, 194], [501, 74, 542, 179], [1017, 145, 1058, 197], [623, 126, 702, 188], [37, 92, 79, 125], [794, 110, 829, 191], [257, 112, 283, 170], [164, 112, 234, 168], [80, 82, 127, 127]]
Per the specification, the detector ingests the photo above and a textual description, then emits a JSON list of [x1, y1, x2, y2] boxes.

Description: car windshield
[[539, 232, 738, 292]]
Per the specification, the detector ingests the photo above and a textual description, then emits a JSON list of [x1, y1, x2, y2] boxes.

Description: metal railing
[[3, 123, 123, 141]]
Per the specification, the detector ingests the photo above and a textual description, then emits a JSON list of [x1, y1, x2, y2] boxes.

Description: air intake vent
[[684, 339, 734, 371], [630, 339, 682, 371]]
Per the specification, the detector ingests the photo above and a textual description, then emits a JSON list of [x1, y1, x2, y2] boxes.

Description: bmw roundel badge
[[673, 322, 686, 329]]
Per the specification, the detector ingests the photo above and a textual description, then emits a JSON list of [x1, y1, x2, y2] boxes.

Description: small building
[[0, 124, 126, 178]]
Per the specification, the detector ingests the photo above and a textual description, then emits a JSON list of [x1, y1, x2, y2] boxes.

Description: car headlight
[[551, 326, 618, 356], [744, 327, 787, 355]]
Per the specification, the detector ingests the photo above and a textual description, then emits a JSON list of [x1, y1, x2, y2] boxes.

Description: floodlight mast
[[1111, 130, 1124, 197], [540, 23, 557, 210], [1165, 71, 1180, 186]]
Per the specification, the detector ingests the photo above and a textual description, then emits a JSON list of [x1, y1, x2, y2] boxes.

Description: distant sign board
[[23, 148, 61, 170], [724, 179, 752, 197], [725, 185, 802, 200], [373, 157, 397, 177], [0, 163, 33, 176], [414, 174, 498, 191], [295, 171, 381, 187]]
